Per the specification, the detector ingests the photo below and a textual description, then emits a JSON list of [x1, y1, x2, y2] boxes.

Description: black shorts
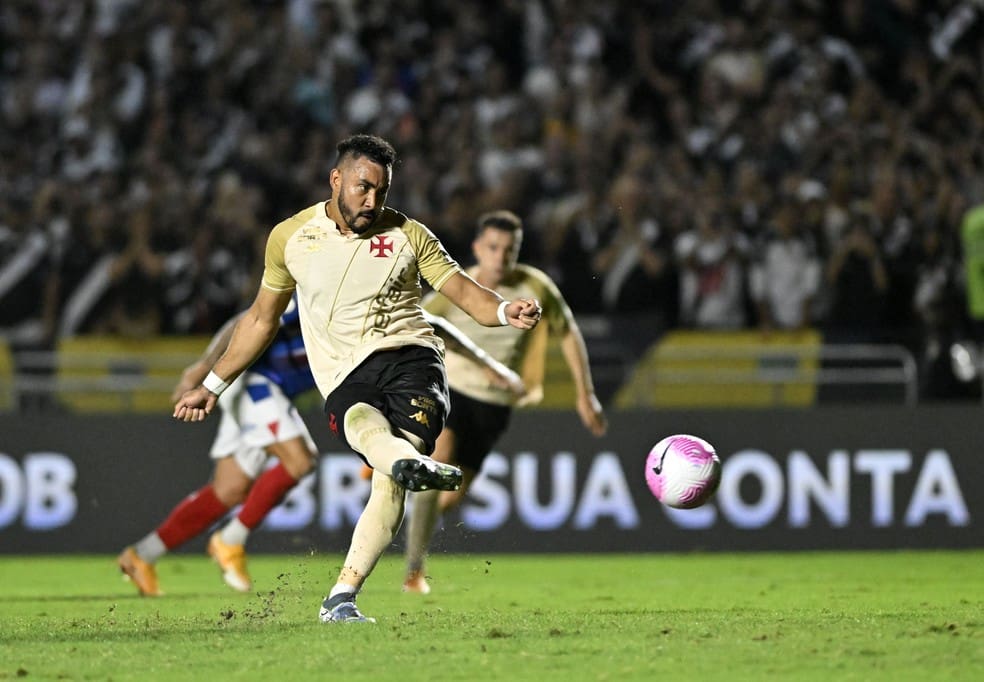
[[445, 388, 512, 471], [324, 345, 449, 458]]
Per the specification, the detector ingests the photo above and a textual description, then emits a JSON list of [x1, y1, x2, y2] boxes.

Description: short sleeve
[[261, 219, 298, 292], [405, 220, 462, 291], [529, 267, 573, 335]]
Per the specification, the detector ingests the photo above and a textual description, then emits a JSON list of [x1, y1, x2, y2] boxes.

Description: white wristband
[[202, 370, 230, 396], [496, 300, 509, 326]]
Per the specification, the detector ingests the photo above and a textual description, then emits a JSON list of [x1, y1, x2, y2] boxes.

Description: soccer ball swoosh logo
[[652, 442, 671, 475]]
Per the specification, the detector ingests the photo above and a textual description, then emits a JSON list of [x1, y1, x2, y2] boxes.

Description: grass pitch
[[0, 551, 981, 681]]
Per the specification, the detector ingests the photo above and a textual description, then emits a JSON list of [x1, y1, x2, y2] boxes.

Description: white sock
[[344, 403, 424, 473], [334, 470, 406, 593], [220, 518, 249, 546], [134, 532, 167, 564], [329, 582, 360, 600]]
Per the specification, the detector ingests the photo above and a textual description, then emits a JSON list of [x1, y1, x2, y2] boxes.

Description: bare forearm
[[201, 314, 243, 368], [562, 324, 607, 436], [173, 287, 292, 421], [459, 287, 504, 327], [439, 272, 505, 326], [182, 359, 211, 387], [439, 272, 542, 330], [210, 310, 280, 383], [561, 326, 596, 398], [173, 315, 244, 398]]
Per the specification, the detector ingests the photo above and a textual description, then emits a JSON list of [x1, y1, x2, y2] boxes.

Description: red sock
[[237, 463, 298, 529], [156, 484, 229, 549]]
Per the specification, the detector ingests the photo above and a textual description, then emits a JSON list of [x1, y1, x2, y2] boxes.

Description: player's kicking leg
[[320, 405, 458, 623], [343, 402, 462, 492], [318, 349, 458, 622]]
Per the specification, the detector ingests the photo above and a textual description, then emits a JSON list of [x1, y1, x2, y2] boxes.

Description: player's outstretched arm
[[173, 287, 293, 422], [170, 313, 245, 401], [439, 272, 542, 330], [561, 326, 608, 437]]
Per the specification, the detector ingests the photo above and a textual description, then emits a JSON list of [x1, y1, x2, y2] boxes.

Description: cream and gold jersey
[[424, 263, 571, 406], [262, 203, 462, 399]]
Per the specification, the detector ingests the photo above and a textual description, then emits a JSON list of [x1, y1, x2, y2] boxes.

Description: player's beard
[[339, 200, 377, 235]]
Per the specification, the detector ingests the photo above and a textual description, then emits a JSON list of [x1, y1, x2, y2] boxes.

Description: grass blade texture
[[0, 551, 980, 681]]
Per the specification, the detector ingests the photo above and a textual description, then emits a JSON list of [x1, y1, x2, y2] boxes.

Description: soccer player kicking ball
[[402, 210, 608, 594], [118, 301, 521, 597], [173, 134, 541, 623]]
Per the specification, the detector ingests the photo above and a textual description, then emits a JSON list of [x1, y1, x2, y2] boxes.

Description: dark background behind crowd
[[1, 0, 983, 402]]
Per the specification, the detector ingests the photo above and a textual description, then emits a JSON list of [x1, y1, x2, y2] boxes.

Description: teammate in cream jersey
[[402, 209, 608, 594], [174, 134, 542, 624]]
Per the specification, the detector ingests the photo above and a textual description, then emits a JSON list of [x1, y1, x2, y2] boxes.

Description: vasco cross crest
[[369, 235, 394, 257]]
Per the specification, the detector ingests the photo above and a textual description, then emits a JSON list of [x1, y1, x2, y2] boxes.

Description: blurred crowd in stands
[[1, 0, 983, 399]]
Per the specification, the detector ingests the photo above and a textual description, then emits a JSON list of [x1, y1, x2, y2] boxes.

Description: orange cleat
[[117, 547, 162, 597], [207, 532, 252, 592], [359, 464, 373, 480], [402, 569, 431, 595]]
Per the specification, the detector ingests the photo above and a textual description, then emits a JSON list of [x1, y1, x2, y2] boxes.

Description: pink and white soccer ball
[[645, 434, 722, 509]]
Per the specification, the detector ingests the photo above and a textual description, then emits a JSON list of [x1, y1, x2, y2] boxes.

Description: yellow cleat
[[117, 547, 162, 597], [402, 570, 431, 595], [207, 532, 252, 593]]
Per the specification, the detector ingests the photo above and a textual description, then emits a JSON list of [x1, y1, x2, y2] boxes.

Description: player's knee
[[344, 401, 384, 427], [214, 479, 250, 507], [344, 402, 392, 454], [281, 455, 314, 479]]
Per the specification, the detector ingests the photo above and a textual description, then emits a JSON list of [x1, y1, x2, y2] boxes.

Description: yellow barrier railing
[[614, 330, 917, 408], [0, 332, 918, 413]]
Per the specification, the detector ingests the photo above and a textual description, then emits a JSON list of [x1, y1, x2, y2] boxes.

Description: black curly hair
[[335, 134, 397, 168]]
